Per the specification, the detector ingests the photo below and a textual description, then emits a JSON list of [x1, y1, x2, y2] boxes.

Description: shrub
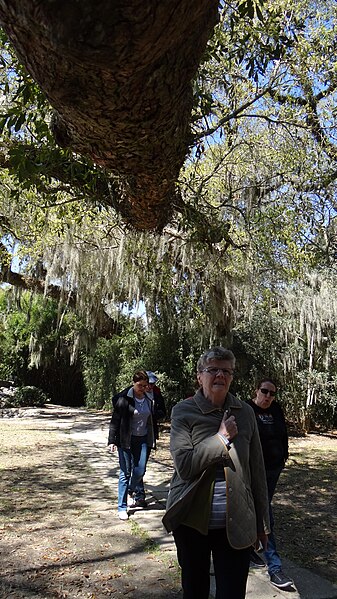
[[13, 386, 49, 407]]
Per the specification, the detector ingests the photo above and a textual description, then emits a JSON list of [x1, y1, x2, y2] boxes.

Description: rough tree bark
[[0, 0, 219, 231]]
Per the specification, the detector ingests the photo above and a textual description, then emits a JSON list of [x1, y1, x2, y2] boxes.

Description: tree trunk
[[0, 0, 219, 230], [306, 330, 315, 409]]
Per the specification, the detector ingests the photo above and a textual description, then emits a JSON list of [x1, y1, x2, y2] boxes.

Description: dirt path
[[1, 406, 336, 599], [0, 409, 181, 599]]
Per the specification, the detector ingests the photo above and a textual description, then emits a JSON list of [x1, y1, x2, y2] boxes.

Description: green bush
[[13, 386, 49, 407]]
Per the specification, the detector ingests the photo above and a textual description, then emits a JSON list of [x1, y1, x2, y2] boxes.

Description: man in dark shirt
[[248, 378, 293, 590], [145, 371, 167, 439]]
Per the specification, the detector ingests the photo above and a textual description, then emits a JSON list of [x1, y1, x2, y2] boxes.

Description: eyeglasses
[[260, 388, 276, 397], [202, 367, 234, 377]]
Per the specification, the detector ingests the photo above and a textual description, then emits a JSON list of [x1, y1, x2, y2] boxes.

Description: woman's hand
[[218, 411, 238, 442], [256, 532, 269, 551]]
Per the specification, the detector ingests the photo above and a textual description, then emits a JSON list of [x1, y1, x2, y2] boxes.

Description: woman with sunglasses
[[248, 378, 293, 589]]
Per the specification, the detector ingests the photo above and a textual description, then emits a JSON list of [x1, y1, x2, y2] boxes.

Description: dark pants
[[173, 525, 251, 599]]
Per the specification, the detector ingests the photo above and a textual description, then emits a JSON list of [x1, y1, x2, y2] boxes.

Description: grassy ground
[[0, 414, 336, 599], [0, 418, 182, 599], [272, 432, 337, 584]]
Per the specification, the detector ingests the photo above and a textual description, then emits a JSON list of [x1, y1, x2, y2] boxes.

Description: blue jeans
[[117, 435, 148, 511], [264, 466, 283, 575], [134, 446, 151, 500]]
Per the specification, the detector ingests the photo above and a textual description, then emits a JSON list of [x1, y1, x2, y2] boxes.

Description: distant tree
[[0, 287, 86, 405], [233, 272, 337, 431]]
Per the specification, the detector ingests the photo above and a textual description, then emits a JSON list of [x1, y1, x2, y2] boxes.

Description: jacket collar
[[126, 386, 153, 403], [194, 388, 242, 414]]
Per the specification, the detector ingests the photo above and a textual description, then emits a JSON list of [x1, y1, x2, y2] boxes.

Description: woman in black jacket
[[108, 370, 155, 520], [248, 378, 293, 589]]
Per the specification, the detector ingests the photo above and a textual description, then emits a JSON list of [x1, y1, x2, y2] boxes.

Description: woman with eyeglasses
[[248, 379, 293, 589], [108, 370, 155, 520], [162, 347, 270, 599]]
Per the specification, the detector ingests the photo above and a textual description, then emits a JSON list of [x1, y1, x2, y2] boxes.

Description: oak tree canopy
[[0, 0, 336, 343], [1, 1, 337, 428]]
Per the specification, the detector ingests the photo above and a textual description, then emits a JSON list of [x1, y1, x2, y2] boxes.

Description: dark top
[[247, 399, 288, 470], [151, 386, 166, 439]]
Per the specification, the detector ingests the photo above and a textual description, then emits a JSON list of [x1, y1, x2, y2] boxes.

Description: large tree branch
[[0, 0, 219, 231]]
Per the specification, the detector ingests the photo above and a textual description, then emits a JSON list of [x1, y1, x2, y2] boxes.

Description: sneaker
[[118, 511, 129, 521], [250, 549, 266, 568], [133, 498, 147, 508], [270, 570, 293, 588], [127, 494, 135, 507]]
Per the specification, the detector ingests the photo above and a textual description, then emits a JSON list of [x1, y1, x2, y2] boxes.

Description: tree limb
[[0, 0, 220, 231]]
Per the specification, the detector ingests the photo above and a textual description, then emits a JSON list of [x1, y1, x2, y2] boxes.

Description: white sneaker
[[118, 511, 129, 520], [127, 495, 135, 507]]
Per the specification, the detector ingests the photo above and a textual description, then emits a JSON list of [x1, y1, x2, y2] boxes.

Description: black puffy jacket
[[108, 386, 157, 450]]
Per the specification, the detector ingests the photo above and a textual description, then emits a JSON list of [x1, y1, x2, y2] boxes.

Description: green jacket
[[162, 389, 270, 549]]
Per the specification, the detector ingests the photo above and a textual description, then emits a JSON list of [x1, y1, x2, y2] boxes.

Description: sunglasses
[[260, 388, 276, 397]]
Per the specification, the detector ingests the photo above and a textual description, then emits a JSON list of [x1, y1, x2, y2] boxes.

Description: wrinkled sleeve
[[280, 408, 289, 462], [154, 389, 167, 421]]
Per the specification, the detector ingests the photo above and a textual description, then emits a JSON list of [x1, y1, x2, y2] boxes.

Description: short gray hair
[[197, 346, 235, 372]]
